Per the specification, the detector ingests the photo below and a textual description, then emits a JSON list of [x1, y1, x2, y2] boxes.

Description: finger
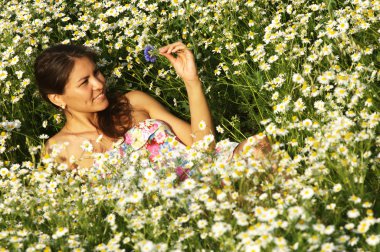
[[161, 45, 177, 54], [169, 47, 190, 62], [160, 52, 177, 65], [171, 44, 187, 53], [159, 44, 175, 53], [167, 44, 185, 54], [158, 44, 171, 53], [160, 47, 186, 57], [167, 45, 177, 54], [159, 41, 185, 53], [167, 41, 184, 48]]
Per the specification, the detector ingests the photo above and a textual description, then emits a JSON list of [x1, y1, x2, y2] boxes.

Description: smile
[[93, 92, 105, 101]]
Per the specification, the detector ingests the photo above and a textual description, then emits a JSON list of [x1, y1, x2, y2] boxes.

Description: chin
[[98, 100, 109, 111]]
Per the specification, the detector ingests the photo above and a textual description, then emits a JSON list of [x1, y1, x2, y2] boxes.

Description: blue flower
[[144, 45, 157, 63]]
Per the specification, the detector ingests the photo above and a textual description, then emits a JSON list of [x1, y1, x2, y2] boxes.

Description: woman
[[35, 41, 271, 171]]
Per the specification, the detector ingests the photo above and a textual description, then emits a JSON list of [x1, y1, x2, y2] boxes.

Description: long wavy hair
[[34, 44, 133, 138]]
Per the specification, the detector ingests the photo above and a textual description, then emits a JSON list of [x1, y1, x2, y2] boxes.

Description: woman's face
[[61, 57, 108, 113]]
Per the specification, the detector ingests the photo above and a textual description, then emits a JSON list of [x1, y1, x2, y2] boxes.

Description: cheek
[[79, 86, 93, 97], [67, 88, 92, 104], [99, 75, 106, 83], [96, 72, 105, 81]]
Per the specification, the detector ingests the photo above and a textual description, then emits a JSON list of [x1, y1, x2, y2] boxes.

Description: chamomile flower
[[216, 125, 224, 133], [143, 168, 156, 180], [301, 187, 314, 199], [347, 209, 360, 218], [357, 219, 371, 234], [351, 52, 361, 62], [179, 178, 195, 190], [128, 191, 143, 203], [0, 168, 9, 177], [80, 140, 93, 153], [366, 235, 380, 246], [211, 222, 231, 238], [288, 206, 304, 220], [198, 120, 206, 130], [197, 219, 208, 229], [292, 73, 305, 84], [106, 213, 116, 225], [52, 227, 69, 239]]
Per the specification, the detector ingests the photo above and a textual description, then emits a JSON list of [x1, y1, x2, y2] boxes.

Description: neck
[[63, 110, 99, 134]]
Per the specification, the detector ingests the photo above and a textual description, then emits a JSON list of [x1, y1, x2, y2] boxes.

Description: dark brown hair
[[34, 44, 132, 138]]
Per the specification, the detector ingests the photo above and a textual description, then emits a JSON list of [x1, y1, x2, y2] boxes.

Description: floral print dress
[[94, 119, 239, 180]]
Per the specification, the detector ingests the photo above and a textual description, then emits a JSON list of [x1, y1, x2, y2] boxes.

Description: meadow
[[0, 0, 379, 251]]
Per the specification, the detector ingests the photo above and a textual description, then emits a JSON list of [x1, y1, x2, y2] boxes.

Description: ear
[[47, 94, 65, 108]]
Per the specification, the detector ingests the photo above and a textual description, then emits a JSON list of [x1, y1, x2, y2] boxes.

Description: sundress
[[94, 119, 239, 180]]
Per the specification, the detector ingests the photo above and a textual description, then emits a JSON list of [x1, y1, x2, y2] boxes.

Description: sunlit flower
[[39, 134, 49, 139], [143, 168, 156, 180], [211, 222, 231, 238], [362, 202, 372, 208], [347, 209, 360, 219], [326, 203, 336, 210], [80, 140, 93, 152], [349, 195, 361, 204], [137, 240, 155, 252], [321, 242, 335, 252], [216, 125, 224, 133], [292, 73, 304, 84], [332, 184, 342, 192], [128, 191, 143, 203], [351, 52, 361, 62], [0, 167, 9, 177], [106, 213, 116, 225], [288, 206, 304, 220], [181, 178, 196, 190], [293, 98, 306, 112], [301, 187, 314, 199], [57, 163, 68, 171], [52, 227, 69, 239], [357, 219, 371, 234], [197, 220, 208, 229], [366, 235, 380, 246], [198, 120, 206, 130]]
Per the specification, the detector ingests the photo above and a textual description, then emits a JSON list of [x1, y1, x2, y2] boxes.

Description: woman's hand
[[159, 41, 199, 83]]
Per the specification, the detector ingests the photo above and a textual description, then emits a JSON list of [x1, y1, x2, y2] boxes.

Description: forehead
[[71, 57, 95, 73], [67, 57, 95, 82]]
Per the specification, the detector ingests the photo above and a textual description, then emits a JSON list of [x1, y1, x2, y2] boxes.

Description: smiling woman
[[34, 42, 271, 170], [49, 57, 108, 112], [34, 44, 135, 167]]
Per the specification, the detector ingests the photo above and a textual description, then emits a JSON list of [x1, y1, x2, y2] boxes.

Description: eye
[[80, 79, 88, 86]]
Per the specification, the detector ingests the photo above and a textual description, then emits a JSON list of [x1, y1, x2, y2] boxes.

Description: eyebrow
[[77, 67, 99, 83], [77, 75, 89, 83]]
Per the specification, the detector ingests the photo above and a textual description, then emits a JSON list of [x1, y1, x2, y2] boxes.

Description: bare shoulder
[[43, 132, 63, 151], [124, 90, 168, 112], [124, 90, 151, 108], [43, 132, 82, 163], [44, 134, 96, 169], [45, 131, 72, 149]]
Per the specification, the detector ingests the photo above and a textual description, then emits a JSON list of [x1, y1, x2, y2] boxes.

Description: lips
[[93, 92, 105, 101]]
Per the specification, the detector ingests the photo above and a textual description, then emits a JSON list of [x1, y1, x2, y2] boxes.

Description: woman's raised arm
[[158, 42, 215, 146]]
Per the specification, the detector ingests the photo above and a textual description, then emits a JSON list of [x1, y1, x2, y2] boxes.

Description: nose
[[91, 75, 104, 90]]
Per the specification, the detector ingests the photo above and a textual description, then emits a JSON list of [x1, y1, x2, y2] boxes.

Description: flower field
[[0, 0, 379, 251]]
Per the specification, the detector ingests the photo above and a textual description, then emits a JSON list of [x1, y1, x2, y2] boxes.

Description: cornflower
[[144, 45, 158, 63]]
